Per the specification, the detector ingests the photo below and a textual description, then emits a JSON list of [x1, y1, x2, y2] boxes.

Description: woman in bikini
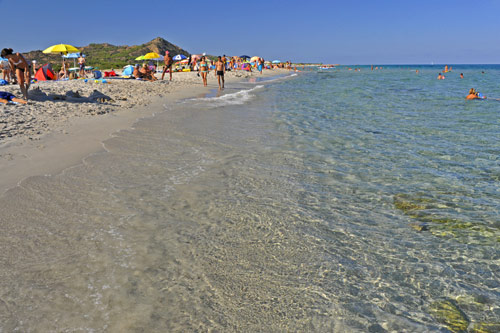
[[1, 48, 30, 100], [199, 56, 209, 86]]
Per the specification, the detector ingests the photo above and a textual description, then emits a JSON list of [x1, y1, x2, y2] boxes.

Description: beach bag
[[0, 79, 8, 86], [93, 70, 102, 79]]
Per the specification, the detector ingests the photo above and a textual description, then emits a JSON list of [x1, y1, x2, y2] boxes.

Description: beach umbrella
[[143, 52, 161, 60], [250, 56, 260, 63], [272, 60, 281, 64], [135, 55, 146, 61], [173, 54, 187, 61], [43, 44, 80, 76], [191, 54, 202, 61], [148, 54, 164, 69], [43, 44, 80, 55], [240, 55, 250, 59]]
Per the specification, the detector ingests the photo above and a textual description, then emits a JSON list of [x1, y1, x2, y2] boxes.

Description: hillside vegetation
[[22, 37, 190, 71]]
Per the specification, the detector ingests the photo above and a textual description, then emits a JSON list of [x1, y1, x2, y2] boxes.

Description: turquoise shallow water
[[0, 67, 498, 331]]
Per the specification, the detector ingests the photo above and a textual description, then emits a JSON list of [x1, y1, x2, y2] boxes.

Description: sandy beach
[[0, 68, 289, 194]]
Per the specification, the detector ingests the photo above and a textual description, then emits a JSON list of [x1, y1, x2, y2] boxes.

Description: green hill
[[22, 37, 190, 70]]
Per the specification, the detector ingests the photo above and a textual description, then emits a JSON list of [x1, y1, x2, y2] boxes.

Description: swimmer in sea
[[437, 73, 445, 80], [466, 88, 477, 100], [460, 73, 464, 79], [466, 88, 486, 100]]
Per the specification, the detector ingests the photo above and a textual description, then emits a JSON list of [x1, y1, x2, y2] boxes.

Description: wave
[[187, 85, 264, 108]]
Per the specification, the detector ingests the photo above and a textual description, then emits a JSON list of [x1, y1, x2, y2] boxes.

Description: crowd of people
[[153, 52, 288, 89], [0, 47, 288, 102], [433, 65, 489, 100]]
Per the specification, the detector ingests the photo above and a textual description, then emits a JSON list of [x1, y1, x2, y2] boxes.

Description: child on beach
[[1, 48, 31, 100], [0, 61, 12, 83]]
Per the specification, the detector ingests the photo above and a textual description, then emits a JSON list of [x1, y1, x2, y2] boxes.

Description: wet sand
[[0, 69, 289, 194]]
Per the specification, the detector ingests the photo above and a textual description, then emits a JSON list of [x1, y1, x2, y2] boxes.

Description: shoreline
[[0, 69, 292, 195]]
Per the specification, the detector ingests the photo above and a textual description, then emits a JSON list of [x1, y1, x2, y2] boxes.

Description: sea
[[0, 65, 498, 332]]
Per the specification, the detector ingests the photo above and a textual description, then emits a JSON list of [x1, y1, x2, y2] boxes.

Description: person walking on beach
[[1, 48, 31, 100], [78, 53, 86, 78], [199, 56, 209, 86], [215, 56, 225, 89], [161, 51, 173, 81]]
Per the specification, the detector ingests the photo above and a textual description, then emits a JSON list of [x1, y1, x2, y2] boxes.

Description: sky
[[2, 0, 500, 64]]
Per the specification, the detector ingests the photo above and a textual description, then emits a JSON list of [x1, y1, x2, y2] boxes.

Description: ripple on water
[[0, 68, 498, 331]]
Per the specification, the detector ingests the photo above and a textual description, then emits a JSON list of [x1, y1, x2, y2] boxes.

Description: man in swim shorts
[[215, 56, 225, 89], [161, 51, 173, 81], [78, 53, 86, 78]]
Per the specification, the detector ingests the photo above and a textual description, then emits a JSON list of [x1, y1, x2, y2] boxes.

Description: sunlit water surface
[[0, 66, 498, 332]]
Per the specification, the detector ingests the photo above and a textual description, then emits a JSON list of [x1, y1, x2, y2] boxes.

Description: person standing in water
[[1, 48, 30, 100], [215, 56, 225, 89], [258, 58, 264, 74]]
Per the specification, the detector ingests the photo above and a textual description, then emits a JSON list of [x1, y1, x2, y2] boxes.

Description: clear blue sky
[[2, 0, 500, 64]]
